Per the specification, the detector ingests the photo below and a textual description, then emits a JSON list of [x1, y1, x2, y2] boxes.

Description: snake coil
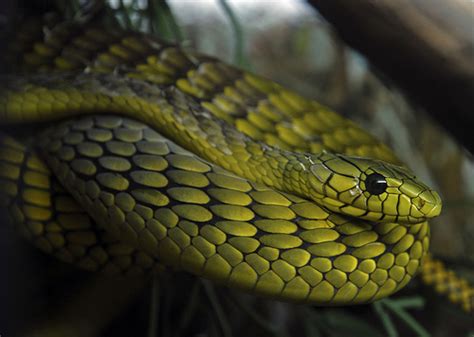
[[0, 18, 471, 311]]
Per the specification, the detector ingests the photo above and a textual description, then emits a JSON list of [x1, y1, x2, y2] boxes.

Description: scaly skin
[[0, 18, 470, 311], [1, 72, 440, 224], [0, 119, 430, 304]]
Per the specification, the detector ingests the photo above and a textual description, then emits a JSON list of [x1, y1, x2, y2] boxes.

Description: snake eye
[[365, 173, 387, 195]]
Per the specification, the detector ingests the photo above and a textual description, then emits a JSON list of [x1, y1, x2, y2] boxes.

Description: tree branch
[[309, 0, 474, 152]]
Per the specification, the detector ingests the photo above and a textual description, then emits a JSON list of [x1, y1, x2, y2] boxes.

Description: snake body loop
[[1, 72, 441, 224], [0, 19, 460, 307], [0, 117, 432, 304]]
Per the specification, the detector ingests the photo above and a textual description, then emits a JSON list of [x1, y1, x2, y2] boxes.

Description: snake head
[[306, 153, 442, 224]]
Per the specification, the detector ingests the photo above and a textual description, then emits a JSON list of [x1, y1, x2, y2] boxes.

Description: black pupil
[[365, 173, 387, 195]]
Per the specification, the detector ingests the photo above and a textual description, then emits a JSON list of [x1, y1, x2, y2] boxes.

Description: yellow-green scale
[[0, 116, 431, 304]]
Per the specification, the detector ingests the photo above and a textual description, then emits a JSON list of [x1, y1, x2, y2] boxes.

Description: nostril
[[419, 198, 426, 208], [413, 197, 425, 210]]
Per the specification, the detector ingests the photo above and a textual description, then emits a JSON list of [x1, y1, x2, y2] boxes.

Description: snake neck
[[245, 149, 319, 200]]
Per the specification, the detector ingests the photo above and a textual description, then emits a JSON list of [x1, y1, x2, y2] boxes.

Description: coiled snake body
[[0, 19, 471, 309]]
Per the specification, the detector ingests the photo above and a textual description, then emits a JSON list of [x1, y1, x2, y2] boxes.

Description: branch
[[309, 0, 474, 153]]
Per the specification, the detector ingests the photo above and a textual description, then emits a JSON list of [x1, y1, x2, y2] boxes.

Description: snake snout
[[413, 190, 442, 219]]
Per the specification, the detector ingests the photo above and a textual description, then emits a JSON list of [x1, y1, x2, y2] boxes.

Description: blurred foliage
[[3, 0, 473, 336]]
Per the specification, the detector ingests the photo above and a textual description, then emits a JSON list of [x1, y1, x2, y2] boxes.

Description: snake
[[0, 18, 471, 311]]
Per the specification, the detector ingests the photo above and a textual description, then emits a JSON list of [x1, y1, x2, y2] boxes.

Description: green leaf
[[373, 301, 398, 337], [383, 299, 430, 337], [322, 308, 385, 337]]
